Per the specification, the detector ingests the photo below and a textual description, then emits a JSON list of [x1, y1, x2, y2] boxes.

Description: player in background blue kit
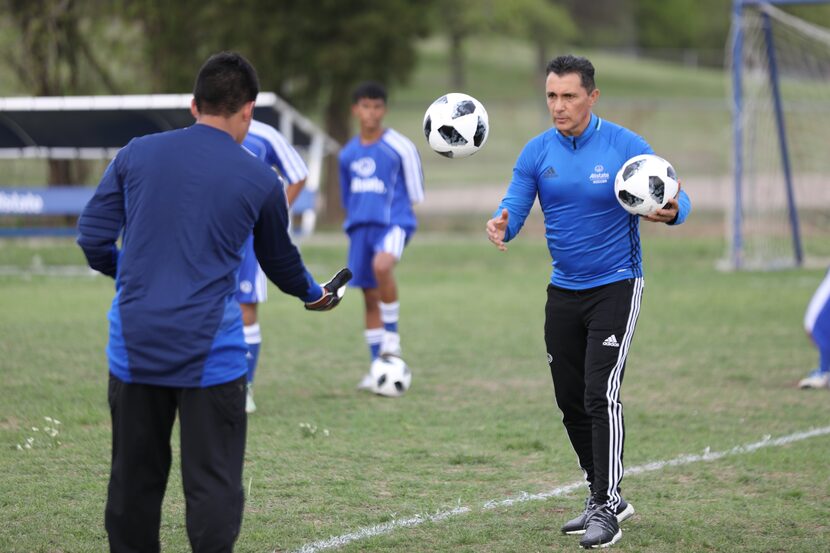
[[77, 52, 348, 553], [486, 55, 691, 549], [338, 81, 424, 390], [239, 119, 309, 413], [799, 267, 830, 388]]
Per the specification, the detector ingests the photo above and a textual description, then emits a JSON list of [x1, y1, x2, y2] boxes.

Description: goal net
[[727, 1, 830, 270]]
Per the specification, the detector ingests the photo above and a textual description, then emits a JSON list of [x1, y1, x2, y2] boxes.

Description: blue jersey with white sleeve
[[339, 128, 424, 231], [497, 113, 691, 290], [77, 124, 322, 388], [243, 119, 309, 185]]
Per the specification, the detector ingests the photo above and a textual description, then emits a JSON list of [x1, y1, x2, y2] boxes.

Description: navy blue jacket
[[78, 124, 321, 387]]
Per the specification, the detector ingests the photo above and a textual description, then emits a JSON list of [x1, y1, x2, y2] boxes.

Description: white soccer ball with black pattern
[[369, 355, 412, 397], [423, 92, 489, 159], [614, 154, 679, 216]]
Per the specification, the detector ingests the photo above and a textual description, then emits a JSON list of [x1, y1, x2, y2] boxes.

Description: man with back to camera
[[486, 54, 691, 549], [77, 51, 348, 553], [238, 119, 309, 413]]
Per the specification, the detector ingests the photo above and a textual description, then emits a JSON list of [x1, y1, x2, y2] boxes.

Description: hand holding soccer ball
[[614, 154, 680, 219]]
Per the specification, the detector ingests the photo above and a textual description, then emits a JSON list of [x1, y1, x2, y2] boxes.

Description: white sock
[[380, 301, 399, 332], [365, 328, 384, 360], [243, 323, 262, 345]]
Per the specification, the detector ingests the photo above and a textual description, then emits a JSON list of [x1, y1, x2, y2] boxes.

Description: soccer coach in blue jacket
[[78, 52, 347, 553], [487, 55, 691, 549]]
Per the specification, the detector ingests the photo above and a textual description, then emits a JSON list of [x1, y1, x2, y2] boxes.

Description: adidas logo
[[602, 334, 620, 347], [542, 166, 558, 178]]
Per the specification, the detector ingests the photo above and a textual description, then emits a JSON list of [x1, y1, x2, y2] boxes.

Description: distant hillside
[[385, 37, 731, 189]]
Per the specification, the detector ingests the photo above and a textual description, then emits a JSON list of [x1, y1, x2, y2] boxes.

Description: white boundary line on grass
[[288, 426, 830, 553]]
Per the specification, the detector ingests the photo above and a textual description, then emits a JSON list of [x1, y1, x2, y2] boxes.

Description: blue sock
[[244, 323, 261, 383], [246, 342, 260, 383]]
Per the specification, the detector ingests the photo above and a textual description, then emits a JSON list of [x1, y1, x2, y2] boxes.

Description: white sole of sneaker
[[617, 503, 635, 524], [799, 382, 830, 389], [583, 528, 622, 549], [566, 503, 635, 536]]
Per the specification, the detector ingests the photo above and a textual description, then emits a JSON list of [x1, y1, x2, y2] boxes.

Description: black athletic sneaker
[[561, 497, 634, 535], [579, 504, 622, 549]]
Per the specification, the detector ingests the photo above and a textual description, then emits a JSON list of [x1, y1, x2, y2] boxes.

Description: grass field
[[2, 224, 830, 552]]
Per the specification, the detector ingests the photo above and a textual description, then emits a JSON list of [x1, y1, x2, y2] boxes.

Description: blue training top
[[77, 123, 322, 388], [497, 113, 692, 290], [338, 128, 424, 232], [243, 119, 309, 185]]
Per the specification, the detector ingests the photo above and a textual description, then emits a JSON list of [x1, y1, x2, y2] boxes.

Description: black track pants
[[544, 278, 643, 510], [105, 375, 247, 553]]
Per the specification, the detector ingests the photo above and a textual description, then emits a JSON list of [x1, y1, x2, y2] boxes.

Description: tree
[[631, 0, 731, 65], [249, 1, 432, 224], [121, 0, 244, 92], [1, 0, 122, 185], [123, 0, 430, 223], [561, 0, 635, 48], [431, 0, 490, 90], [427, 0, 575, 100], [490, 0, 576, 77]]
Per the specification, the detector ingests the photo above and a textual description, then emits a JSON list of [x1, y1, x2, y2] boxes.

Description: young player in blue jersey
[[486, 55, 691, 549], [799, 267, 830, 388], [77, 52, 348, 553], [239, 119, 309, 413], [338, 81, 424, 390]]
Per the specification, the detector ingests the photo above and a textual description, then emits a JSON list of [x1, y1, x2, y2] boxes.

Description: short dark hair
[[352, 81, 387, 104], [193, 52, 260, 116], [546, 55, 596, 93]]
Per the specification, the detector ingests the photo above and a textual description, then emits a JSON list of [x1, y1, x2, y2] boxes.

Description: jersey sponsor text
[[351, 177, 387, 194]]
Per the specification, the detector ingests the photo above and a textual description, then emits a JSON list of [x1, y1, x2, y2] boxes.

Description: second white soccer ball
[[614, 154, 679, 216], [423, 92, 489, 158], [369, 355, 412, 397]]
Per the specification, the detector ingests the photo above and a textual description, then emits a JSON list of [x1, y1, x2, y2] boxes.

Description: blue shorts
[[805, 267, 830, 354], [235, 235, 267, 304], [347, 224, 413, 289]]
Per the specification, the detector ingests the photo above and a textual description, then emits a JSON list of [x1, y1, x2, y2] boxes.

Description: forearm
[[77, 230, 119, 277], [253, 189, 322, 302], [668, 189, 692, 226], [285, 179, 306, 207], [255, 249, 321, 302], [77, 161, 124, 278]]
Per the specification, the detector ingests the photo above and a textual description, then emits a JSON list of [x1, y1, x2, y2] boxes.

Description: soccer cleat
[[579, 504, 622, 549], [798, 369, 830, 389], [357, 372, 376, 392], [245, 383, 256, 414], [562, 497, 634, 535]]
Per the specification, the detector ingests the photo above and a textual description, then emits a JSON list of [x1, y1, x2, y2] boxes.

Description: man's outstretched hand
[[486, 209, 509, 251], [305, 268, 352, 311]]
